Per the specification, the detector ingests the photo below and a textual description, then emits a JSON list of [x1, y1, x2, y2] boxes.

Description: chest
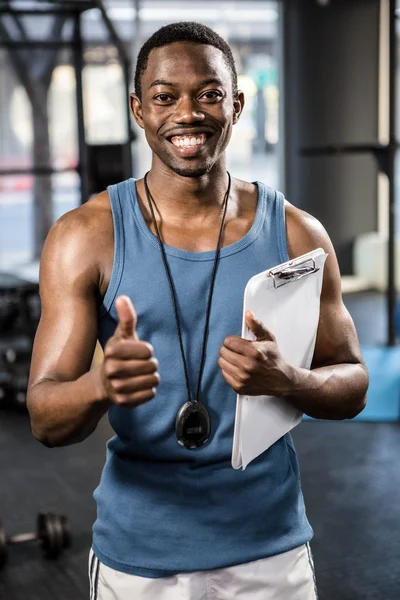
[[98, 213, 256, 300], [144, 216, 255, 253]]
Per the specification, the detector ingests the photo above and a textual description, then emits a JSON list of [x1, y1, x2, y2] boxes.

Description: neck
[[143, 159, 230, 220]]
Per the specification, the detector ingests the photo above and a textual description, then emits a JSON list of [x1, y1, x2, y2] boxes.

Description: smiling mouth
[[168, 133, 209, 148]]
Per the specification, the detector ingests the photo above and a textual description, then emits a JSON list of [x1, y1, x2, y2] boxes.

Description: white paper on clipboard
[[231, 248, 328, 470]]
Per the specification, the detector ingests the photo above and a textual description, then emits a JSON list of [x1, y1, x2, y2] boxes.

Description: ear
[[130, 93, 145, 129], [233, 90, 244, 125]]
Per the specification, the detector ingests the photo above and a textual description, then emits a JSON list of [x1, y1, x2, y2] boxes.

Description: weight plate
[[0, 521, 8, 570], [60, 515, 72, 549], [50, 515, 64, 559], [38, 513, 63, 559], [37, 512, 47, 552], [38, 512, 51, 557]]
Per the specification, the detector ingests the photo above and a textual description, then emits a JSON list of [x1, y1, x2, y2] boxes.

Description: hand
[[218, 310, 294, 397], [101, 295, 160, 407]]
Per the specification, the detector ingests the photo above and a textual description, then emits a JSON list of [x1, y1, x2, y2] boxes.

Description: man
[[27, 21, 368, 600]]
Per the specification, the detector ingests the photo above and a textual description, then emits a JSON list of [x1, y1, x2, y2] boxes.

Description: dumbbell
[[0, 369, 28, 410], [0, 513, 71, 569]]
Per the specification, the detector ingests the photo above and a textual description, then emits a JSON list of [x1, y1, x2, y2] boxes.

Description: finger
[[105, 357, 159, 379], [112, 373, 160, 395], [218, 356, 245, 381], [223, 335, 252, 356], [104, 339, 154, 361], [114, 387, 157, 407], [245, 310, 275, 342], [219, 346, 254, 371], [220, 368, 242, 393], [115, 295, 138, 340]]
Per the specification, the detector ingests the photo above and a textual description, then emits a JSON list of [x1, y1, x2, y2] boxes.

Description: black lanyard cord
[[143, 172, 231, 404]]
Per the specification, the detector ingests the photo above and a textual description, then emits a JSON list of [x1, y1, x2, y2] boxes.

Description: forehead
[[143, 42, 232, 89]]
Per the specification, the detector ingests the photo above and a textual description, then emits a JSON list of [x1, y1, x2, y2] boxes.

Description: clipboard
[[231, 248, 328, 470]]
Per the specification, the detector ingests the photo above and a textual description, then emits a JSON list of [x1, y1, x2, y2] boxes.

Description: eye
[[199, 91, 223, 102], [154, 94, 173, 103]]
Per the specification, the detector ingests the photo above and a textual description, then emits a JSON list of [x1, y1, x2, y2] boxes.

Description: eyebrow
[[148, 77, 225, 90]]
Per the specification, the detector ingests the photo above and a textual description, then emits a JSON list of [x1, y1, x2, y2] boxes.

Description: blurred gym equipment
[[0, 513, 71, 569], [0, 272, 40, 410]]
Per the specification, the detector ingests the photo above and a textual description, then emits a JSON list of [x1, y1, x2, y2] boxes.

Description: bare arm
[[27, 203, 111, 447], [279, 202, 368, 419], [219, 202, 369, 420], [28, 196, 159, 447]]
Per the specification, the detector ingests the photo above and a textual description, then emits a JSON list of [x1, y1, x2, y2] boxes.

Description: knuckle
[[242, 362, 253, 375], [103, 360, 116, 378], [103, 344, 115, 360], [240, 371, 250, 383], [113, 393, 127, 406], [112, 379, 125, 393], [249, 360, 259, 374], [250, 346, 263, 361], [104, 358, 119, 379]]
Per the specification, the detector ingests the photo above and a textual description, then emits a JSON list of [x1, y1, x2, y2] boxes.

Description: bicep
[[285, 202, 364, 369], [307, 221, 364, 368], [312, 293, 364, 370], [29, 217, 100, 387]]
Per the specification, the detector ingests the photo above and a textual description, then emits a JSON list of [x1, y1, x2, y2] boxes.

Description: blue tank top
[[92, 178, 313, 577]]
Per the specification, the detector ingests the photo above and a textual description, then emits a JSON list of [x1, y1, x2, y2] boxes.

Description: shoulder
[[40, 191, 112, 295], [50, 190, 111, 238], [284, 199, 335, 260], [45, 190, 112, 249], [284, 199, 343, 302]]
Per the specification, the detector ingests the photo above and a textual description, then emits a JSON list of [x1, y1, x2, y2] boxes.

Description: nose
[[172, 96, 205, 124]]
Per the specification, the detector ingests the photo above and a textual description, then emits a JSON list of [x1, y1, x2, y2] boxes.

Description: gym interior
[[0, 1, 399, 599]]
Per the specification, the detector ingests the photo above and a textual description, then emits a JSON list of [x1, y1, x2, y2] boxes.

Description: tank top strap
[[255, 182, 289, 264], [100, 180, 129, 317]]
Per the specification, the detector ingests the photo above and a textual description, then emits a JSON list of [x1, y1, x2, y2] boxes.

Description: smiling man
[[27, 22, 368, 600]]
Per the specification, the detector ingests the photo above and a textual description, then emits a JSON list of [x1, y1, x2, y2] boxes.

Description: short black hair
[[134, 21, 238, 100]]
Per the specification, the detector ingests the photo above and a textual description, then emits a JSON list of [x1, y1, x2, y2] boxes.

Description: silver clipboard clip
[[269, 257, 320, 289]]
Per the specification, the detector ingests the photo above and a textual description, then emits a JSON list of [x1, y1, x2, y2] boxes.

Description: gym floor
[[0, 291, 398, 600]]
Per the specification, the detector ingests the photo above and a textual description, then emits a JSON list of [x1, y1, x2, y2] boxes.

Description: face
[[131, 41, 244, 178]]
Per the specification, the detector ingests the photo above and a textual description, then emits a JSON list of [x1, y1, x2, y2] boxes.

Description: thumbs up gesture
[[218, 310, 294, 397], [101, 295, 160, 407]]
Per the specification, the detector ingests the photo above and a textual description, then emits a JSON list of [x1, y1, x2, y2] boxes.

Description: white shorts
[[88, 544, 318, 600]]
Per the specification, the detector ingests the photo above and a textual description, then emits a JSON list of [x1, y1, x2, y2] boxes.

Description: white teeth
[[171, 134, 207, 147]]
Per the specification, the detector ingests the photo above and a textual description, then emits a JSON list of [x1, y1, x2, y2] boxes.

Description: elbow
[[346, 369, 369, 420], [27, 403, 59, 448], [29, 410, 92, 448], [27, 395, 50, 446], [341, 366, 369, 420], [308, 391, 368, 422], [346, 394, 367, 420], [34, 435, 56, 449], [31, 424, 76, 448], [27, 386, 58, 447], [30, 421, 58, 448]]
